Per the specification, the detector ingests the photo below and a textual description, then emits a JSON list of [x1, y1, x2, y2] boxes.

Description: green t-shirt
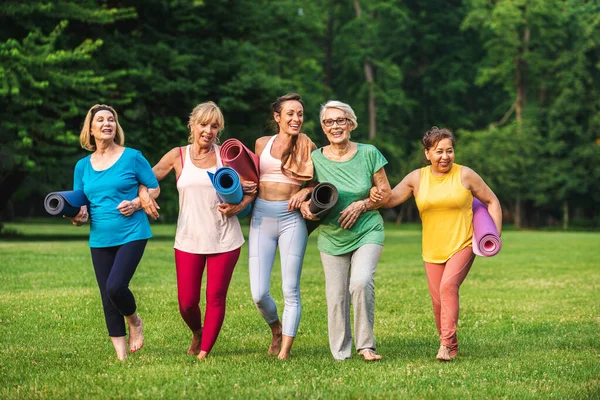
[[311, 143, 388, 255]]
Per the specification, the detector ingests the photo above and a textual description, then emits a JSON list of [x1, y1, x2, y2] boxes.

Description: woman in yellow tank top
[[374, 127, 502, 361]]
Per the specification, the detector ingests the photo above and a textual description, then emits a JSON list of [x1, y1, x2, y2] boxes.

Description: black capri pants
[[90, 239, 147, 337]]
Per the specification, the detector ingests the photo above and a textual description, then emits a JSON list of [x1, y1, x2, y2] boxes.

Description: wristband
[[362, 199, 368, 211]]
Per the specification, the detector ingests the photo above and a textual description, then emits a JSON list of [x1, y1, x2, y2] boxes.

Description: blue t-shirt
[[74, 148, 159, 248]]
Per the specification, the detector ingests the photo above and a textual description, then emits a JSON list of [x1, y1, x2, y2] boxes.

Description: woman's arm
[[218, 192, 258, 218], [365, 167, 392, 210], [462, 166, 502, 235], [137, 148, 180, 219], [383, 169, 419, 209]]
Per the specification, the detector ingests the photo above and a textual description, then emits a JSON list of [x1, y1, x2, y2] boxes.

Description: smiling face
[[274, 100, 303, 136], [321, 107, 351, 146], [425, 138, 455, 174], [192, 120, 220, 148], [90, 110, 117, 142]]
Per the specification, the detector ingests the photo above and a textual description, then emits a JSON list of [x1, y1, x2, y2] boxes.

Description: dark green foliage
[[0, 0, 598, 227]]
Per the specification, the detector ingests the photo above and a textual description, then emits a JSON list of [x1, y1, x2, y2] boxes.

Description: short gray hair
[[319, 100, 358, 130]]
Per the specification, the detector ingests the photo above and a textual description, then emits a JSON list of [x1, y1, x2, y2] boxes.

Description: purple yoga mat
[[472, 198, 502, 257]]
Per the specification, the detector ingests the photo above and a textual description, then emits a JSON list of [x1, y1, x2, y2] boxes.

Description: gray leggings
[[249, 198, 308, 337], [320, 244, 383, 360]]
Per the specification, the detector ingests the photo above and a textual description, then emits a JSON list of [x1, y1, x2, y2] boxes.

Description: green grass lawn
[[0, 221, 598, 399]]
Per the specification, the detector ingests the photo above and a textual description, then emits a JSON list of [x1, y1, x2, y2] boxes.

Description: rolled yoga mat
[[207, 167, 252, 218], [306, 182, 339, 235], [44, 190, 89, 218], [220, 139, 260, 183], [472, 198, 502, 257]]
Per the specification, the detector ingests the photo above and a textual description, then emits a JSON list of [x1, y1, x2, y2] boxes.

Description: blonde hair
[[187, 101, 225, 143], [319, 100, 358, 131], [79, 104, 125, 151]]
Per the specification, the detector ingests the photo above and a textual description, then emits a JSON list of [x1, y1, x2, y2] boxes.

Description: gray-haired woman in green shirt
[[301, 100, 391, 361]]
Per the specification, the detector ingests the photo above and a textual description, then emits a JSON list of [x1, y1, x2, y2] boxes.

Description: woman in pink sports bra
[[249, 93, 316, 359], [138, 101, 256, 360]]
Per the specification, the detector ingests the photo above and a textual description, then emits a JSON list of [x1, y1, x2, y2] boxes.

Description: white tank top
[[174, 145, 245, 254], [259, 135, 303, 186]]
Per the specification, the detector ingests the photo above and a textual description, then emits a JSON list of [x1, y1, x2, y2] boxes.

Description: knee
[[282, 283, 300, 306], [252, 290, 270, 307], [178, 298, 198, 316], [349, 278, 372, 297], [439, 280, 459, 297], [106, 281, 127, 300], [206, 292, 227, 308]]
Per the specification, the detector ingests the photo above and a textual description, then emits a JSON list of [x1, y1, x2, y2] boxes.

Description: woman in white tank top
[[138, 102, 256, 360]]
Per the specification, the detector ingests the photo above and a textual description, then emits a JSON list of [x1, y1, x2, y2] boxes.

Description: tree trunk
[[515, 26, 530, 127], [325, 12, 334, 89], [562, 200, 569, 230], [514, 193, 522, 229], [353, 0, 376, 139]]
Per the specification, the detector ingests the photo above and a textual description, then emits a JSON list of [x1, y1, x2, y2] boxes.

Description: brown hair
[[187, 101, 225, 144], [80, 104, 124, 151], [272, 93, 304, 173], [422, 126, 455, 150]]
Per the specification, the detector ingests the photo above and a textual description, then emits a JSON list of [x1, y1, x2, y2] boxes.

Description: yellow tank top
[[415, 164, 473, 263]]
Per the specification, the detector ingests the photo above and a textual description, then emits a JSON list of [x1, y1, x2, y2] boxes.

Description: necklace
[[326, 143, 352, 159], [192, 145, 213, 161]]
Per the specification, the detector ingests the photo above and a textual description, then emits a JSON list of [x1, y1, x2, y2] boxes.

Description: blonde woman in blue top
[[67, 104, 160, 360]]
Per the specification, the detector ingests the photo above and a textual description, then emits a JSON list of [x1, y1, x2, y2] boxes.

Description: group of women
[[68, 94, 501, 362]]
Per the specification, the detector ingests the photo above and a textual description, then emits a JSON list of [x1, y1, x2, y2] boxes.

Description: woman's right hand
[[300, 200, 319, 221], [139, 185, 160, 220], [369, 186, 384, 203], [65, 206, 88, 226]]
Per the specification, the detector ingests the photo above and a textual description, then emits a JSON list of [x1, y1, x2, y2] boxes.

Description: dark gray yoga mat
[[306, 182, 339, 235]]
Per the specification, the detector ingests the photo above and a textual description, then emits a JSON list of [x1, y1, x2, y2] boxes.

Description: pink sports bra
[[259, 136, 302, 186]]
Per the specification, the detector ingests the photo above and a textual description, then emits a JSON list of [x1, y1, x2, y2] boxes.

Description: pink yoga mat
[[472, 198, 502, 257], [220, 139, 260, 183]]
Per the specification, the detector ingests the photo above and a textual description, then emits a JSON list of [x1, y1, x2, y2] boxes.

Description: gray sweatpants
[[320, 243, 383, 360]]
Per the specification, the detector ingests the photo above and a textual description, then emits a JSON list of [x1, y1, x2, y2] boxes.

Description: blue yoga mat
[[44, 190, 89, 218], [207, 167, 252, 218]]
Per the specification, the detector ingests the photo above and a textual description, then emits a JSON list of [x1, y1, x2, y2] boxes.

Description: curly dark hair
[[421, 126, 456, 151]]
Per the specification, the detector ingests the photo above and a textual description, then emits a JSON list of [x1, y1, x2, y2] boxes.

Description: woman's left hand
[[338, 200, 366, 229], [288, 189, 310, 211], [241, 180, 257, 195], [218, 203, 241, 218], [117, 200, 138, 217]]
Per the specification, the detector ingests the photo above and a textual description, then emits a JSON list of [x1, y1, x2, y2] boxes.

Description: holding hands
[[139, 185, 160, 220], [300, 200, 319, 221]]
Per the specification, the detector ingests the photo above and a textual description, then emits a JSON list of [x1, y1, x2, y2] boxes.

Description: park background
[[1, 0, 599, 399], [1, 0, 600, 229]]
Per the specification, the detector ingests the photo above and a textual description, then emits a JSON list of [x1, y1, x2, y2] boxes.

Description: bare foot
[[127, 315, 144, 353], [188, 330, 202, 355], [268, 321, 282, 355], [111, 336, 128, 360], [197, 351, 209, 360], [436, 345, 451, 361], [360, 349, 382, 361], [449, 348, 458, 359], [277, 334, 294, 360]]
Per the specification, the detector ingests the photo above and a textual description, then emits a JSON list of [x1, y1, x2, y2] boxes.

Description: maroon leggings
[[424, 246, 475, 353], [174, 247, 240, 354]]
